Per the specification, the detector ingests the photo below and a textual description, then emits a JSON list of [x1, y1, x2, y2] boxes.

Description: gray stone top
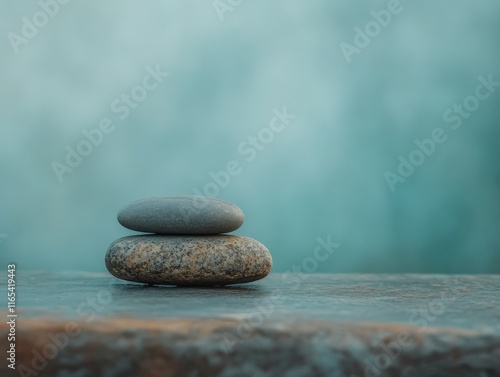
[[117, 196, 244, 234]]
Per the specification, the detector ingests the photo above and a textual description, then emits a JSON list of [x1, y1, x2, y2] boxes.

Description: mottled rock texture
[[105, 235, 272, 286], [117, 196, 244, 234], [2, 319, 500, 377]]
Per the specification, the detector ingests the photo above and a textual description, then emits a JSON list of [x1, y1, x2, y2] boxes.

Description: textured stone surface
[[105, 235, 272, 286], [117, 196, 244, 234], [3, 319, 500, 377], [1, 272, 499, 376]]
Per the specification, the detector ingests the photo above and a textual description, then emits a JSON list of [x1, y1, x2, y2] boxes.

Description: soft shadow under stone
[[11, 271, 500, 330]]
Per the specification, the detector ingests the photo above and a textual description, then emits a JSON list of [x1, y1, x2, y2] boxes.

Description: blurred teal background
[[1, 1, 499, 273]]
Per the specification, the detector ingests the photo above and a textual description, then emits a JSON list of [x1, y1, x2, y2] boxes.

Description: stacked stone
[[105, 196, 272, 286]]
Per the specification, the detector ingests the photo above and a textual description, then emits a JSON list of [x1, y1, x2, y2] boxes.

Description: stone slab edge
[[1, 317, 499, 376]]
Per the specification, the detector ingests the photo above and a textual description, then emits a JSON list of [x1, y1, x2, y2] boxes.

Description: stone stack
[[105, 196, 272, 286]]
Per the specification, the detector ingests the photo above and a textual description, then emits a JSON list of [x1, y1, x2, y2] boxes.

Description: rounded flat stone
[[117, 196, 244, 235], [105, 235, 272, 286]]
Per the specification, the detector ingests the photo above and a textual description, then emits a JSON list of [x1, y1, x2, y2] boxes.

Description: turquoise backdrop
[[1, 0, 499, 273]]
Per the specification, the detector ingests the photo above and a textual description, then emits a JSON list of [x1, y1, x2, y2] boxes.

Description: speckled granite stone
[[105, 235, 272, 286], [117, 196, 244, 234]]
